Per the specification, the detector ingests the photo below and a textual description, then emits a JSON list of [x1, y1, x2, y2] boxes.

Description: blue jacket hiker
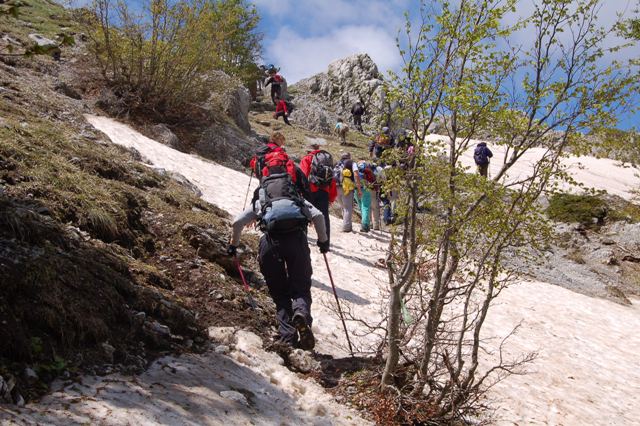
[[473, 142, 493, 177]]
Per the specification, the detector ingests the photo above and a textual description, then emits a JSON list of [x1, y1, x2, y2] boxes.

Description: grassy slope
[[0, 0, 275, 402]]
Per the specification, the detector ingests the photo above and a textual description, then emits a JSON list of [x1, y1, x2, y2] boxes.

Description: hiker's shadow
[[311, 278, 370, 306], [308, 236, 383, 271]]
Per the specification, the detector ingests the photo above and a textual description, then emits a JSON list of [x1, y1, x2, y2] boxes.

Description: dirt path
[[4, 115, 638, 425]]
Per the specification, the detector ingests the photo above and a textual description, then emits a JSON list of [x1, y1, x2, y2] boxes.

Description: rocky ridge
[[290, 53, 386, 134]]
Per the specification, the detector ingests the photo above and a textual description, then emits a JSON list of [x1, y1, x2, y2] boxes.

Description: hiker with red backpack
[[300, 143, 337, 243], [249, 132, 286, 178], [228, 147, 329, 351]]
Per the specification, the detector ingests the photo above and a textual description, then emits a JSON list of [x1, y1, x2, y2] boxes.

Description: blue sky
[[253, 0, 639, 130]]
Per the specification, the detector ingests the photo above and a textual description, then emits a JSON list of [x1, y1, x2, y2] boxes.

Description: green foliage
[[85, 0, 262, 114], [378, 0, 639, 421], [30, 337, 44, 356], [546, 193, 607, 225]]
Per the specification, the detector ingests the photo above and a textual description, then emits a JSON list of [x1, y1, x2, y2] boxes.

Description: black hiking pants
[[352, 113, 363, 131], [270, 84, 282, 104], [274, 111, 291, 125], [258, 231, 313, 345], [309, 189, 330, 244]]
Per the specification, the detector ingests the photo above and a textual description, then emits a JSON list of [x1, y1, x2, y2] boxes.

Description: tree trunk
[[381, 283, 402, 387]]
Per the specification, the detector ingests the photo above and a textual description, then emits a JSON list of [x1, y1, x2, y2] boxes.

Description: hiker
[[249, 132, 286, 180], [300, 143, 337, 244], [473, 141, 493, 177], [265, 71, 285, 105], [369, 163, 384, 231], [273, 97, 292, 126], [228, 150, 329, 351], [378, 165, 396, 225], [334, 118, 349, 145], [351, 101, 365, 131], [354, 160, 376, 233], [368, 127, 394, 160], [334, 152, 362, 232]]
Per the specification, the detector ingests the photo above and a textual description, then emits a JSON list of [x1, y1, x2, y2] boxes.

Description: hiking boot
[[292, 313, 315, 351], [360, 225, 370, 233]]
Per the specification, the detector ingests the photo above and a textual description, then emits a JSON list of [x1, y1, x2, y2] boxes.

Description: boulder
[[55, 82, 82, 100], [148, 124, 180, 149], [202, 70, 251, 133], [28, 33, 61, 60]]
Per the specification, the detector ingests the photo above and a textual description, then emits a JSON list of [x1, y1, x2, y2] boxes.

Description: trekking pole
[[322, 253, 354, 357], [234, 257, 257, 309], [242, 173, 253, 211]]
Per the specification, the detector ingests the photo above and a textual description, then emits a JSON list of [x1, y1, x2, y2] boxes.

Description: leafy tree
[[85, 0, 261, 114], [366, 0, 639, 422]]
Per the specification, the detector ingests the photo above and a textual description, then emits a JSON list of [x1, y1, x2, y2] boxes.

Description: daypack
[[273, 74, 284, 84], [309, 150, 334, 187], [258, 173, 309, 234], [358, 162, 376, 184], [473, 145, 489, 165], [352, 103, 364, 115], [252, 143, 282, 180], [262, 150, 297, 182], [341, 168, 355, 194], [376, 133, 391, 146]]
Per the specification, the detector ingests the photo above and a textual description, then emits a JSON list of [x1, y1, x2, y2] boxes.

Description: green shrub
[[85, 0, 261, 114], [546, 193, 607, 225]]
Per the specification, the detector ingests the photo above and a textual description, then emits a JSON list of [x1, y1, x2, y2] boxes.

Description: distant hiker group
[[230, 74, 495, 350]]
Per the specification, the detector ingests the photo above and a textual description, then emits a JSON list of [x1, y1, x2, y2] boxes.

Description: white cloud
[[254, 0, 410, 36], [264, 25, 402, 83], [504, 0, 639, 63]]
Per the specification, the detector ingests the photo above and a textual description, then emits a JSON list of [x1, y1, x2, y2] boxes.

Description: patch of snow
[[424, 134, 640, 200]]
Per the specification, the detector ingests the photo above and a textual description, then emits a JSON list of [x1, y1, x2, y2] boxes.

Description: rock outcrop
[[290, 54, 386, 134], [194, 71, 260, 166], [202, 70, 252, 133]]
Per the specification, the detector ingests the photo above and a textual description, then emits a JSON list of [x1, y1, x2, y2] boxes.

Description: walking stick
[[234, 257, 257, 309], [323, 253, 354, 357], [242, 172, 253, 211]]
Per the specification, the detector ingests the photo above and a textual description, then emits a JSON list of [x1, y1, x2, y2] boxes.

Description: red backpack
[[262, 151, 297, 182], [273, 74, 284, 83]]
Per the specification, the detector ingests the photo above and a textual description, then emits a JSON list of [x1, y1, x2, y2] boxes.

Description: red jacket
[[300, 150, 337, 203], [275, 100, 288, 115], [249, 143, 283, 177]]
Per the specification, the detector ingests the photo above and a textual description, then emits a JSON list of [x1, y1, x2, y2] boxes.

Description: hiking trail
[[2, 115, 639, 425]]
